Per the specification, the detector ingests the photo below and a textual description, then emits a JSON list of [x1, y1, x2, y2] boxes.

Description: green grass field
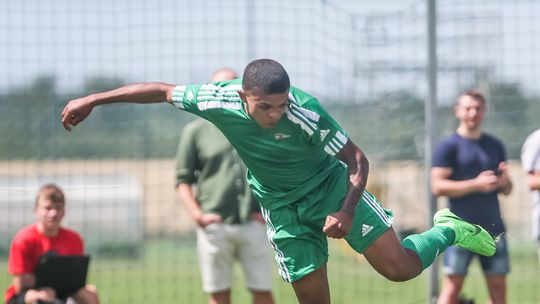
[[1, 238, 538, 303]]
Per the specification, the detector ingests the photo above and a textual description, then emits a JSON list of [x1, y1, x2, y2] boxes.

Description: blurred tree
[[0, 77, 535, 160], [0, 76, 57, 158], [328, 91, 424, 161], [484, 82, 528, 158]]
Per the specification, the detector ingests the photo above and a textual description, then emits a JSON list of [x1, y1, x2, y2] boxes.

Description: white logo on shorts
[[362, 224, 373, 237]]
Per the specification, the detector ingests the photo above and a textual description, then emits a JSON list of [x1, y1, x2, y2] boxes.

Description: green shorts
[[261, 190, 393, 283]]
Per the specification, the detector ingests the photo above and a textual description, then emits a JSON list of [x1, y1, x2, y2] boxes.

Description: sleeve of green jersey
[[171, 82, 244, 123], [301, 98, 349, 156], [171, 84, 208, 119]]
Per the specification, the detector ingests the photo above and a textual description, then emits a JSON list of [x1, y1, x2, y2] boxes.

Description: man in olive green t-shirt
[[175, 68, 274, 304]]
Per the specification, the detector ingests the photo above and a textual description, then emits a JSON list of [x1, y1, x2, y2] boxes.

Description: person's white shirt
[[521, 129, 540, 262]]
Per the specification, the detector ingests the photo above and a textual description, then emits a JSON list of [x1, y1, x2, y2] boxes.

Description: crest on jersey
[[274, 133, 291, 140]]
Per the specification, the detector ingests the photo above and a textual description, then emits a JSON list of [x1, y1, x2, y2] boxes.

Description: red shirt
[[4, 224, 84, 303]]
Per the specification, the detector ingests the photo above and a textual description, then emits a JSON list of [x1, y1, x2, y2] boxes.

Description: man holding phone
[[431, 90, 513, 304]]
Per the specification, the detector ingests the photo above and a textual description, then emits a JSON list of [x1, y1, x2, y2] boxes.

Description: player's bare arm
[[61, 82, 175, 131], [323, 140, 369, 239], [431, 167, 499, 198], [337, 140, 369, 215]]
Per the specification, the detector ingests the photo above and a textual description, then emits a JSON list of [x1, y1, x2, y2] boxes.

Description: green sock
[[401, 226, 455, 270]]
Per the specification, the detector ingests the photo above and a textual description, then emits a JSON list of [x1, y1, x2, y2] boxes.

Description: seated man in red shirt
[[4, 184, 100, 304]]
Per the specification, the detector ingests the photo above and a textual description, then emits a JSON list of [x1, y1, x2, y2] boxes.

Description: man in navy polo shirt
[[432, 90, 513, 304]]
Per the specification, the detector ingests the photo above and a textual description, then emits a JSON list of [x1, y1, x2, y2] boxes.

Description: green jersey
[[172, 79, 349, 210]]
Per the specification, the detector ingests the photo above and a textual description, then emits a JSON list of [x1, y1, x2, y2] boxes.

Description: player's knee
[[381, 271, 410, 282], [377, 261, 414, 282]]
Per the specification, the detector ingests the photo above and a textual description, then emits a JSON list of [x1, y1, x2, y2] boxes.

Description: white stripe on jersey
[[324, 146, 336, 156], [289, 104, 319, 129], [172, 86, 187, 109], [197, 101, 242, 111], [327, 139, 341, 154], [286, 110, 315, 136], [323, 135, 347, 156], [173, 85, 187, 94], [336, 131, 347, 145], [198, 91, 241, 99], [195, 84, 243, 110], [221, 84, 242, 92], [199, 83, 241, 92], [330, 138, 346, 150], [288, 92, 297, 104], [286, 101, 348, 158], [198, 84, 242, 100], [289, 103, 320, 123]]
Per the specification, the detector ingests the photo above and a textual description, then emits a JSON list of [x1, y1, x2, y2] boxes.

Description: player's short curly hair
[[242, 59, 290, 95], [35, 183, 65, 207]]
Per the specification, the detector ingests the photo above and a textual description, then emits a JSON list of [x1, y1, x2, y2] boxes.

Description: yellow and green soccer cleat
[[433, 208, 496, 257]]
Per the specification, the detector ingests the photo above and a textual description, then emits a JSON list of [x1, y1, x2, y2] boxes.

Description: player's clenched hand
[[323, 210, 352, 239], [61, 97, 94, 131], [196, 213, 223, 228]]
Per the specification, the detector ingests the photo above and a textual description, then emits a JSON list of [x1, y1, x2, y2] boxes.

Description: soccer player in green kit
[[62, 59, 496, 304]]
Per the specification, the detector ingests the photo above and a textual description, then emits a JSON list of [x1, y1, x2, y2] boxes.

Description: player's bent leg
[[291, 264, 330, 304], [363, 228, 423, 281], [437, 275, 465, 304], [250, 290, 274, 304], [346, 193, 459, 277], [72, 284, 99, 304], [485, 275, 506, 304], [390, 208, 494, 275], [209, 290, 231, 304]]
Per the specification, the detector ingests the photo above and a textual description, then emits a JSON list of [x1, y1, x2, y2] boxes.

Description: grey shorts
[[196, 221, 273, 293], [443, 235, 510, 276]]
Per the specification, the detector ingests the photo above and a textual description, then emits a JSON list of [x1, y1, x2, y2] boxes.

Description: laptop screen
[[34, 255, 90, 299]]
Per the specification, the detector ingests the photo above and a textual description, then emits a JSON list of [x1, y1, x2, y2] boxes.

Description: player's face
[[240, 90, 289, 129], [35, 198, 65, 231], [455, 95, 486, 131]]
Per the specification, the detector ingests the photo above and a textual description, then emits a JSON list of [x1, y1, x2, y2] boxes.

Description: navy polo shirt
[[433, 132, 506, 236]]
